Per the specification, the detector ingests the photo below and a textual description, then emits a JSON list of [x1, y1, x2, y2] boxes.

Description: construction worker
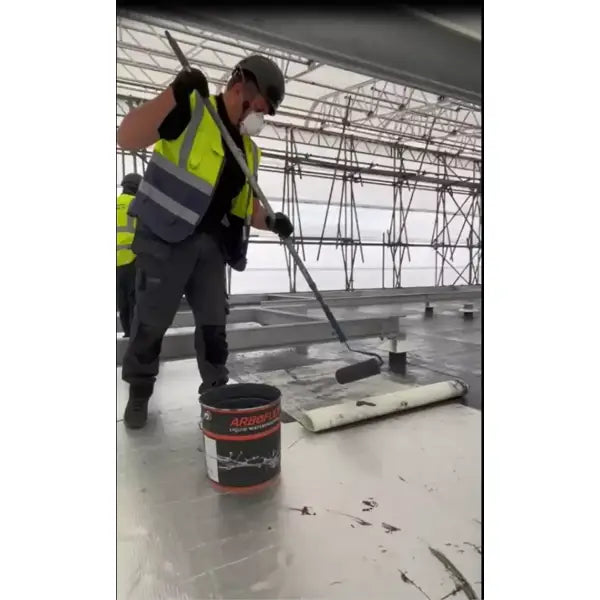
[[117, 57, 293, 429], [116, 173, 141, 338]]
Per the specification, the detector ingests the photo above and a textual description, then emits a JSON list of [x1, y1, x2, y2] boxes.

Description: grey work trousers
[[122, 225, 228, 391]]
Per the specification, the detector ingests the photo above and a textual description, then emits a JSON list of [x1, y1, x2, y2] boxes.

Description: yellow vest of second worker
[[117, 193, 136, 266], [128, 93, 261, 244]]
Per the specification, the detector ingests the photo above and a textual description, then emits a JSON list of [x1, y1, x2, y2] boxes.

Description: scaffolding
[[116, 12, 481, 292], [280, 128, 305, 292]]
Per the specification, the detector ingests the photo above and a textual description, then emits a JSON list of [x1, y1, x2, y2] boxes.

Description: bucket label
[[203, 405, 281, 436], [201, 402, 281, 488], [204, 436, 219, 482], [229, 406, 280, 432], [204, 432, 281, 487]]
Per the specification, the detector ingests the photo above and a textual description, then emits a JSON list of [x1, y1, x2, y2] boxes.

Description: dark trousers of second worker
[[122, 225, 228, 393], [117, 261, 137, 338]]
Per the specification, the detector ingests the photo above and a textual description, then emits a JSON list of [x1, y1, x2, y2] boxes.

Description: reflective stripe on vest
[[117, 215, 136, 234], [131, 94, 260, 243], [179, 94, 206, 168]]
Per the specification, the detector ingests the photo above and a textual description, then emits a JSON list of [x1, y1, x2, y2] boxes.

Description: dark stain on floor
[[440, 585, 464, 599], [429, 546, 479, 600], [326, 508, 372, 526], [382, 522, 401, 533], [289, 506, 316, 516], [398, 569, 432, 600], [463, 542, 482, 555], [361, 498, 378, 511]]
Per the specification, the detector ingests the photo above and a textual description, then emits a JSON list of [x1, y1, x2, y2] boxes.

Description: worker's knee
[[122, 322, 164, 384], [130, 322, 165, 357], [201, 325, 228, 364]]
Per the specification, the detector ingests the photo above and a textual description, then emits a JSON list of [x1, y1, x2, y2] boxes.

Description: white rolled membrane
[[296, 380, 468, 433]]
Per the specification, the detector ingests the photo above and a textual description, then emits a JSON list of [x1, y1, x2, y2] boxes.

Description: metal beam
[[259, 288, 481, 310], [116, 286, 482, 332], [116, 315, 403, 364], [118, 306, 320, 333]]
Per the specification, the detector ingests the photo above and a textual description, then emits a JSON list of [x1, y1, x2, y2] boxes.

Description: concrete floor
[[117, 297, 481, 599]]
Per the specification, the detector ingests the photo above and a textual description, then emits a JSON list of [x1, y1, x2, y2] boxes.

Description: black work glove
[[266, 212, 294, 239], [171, 68, 209, 105]]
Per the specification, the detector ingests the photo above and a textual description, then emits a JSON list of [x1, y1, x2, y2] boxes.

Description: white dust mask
[[239, 111, 265, 136]]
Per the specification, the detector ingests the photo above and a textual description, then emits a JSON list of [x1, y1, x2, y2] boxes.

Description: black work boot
[[198, 377, 228, 396], [123, 383, 153, 429]]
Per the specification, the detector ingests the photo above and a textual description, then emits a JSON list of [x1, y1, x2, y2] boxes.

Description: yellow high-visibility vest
[[129, 94, 260, 244], [117, 193, 137, 266]]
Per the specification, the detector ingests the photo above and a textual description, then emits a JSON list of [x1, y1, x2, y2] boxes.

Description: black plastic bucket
[[200, 383, 281, 493]]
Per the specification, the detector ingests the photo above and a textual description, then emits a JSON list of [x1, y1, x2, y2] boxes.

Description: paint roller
[[164, 30, 384, 385]]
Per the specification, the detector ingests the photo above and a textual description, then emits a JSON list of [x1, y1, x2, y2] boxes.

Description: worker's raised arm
[[117, 88, 177, 151], [251, 197, 294, 238], [117, 69, 210, 151]]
